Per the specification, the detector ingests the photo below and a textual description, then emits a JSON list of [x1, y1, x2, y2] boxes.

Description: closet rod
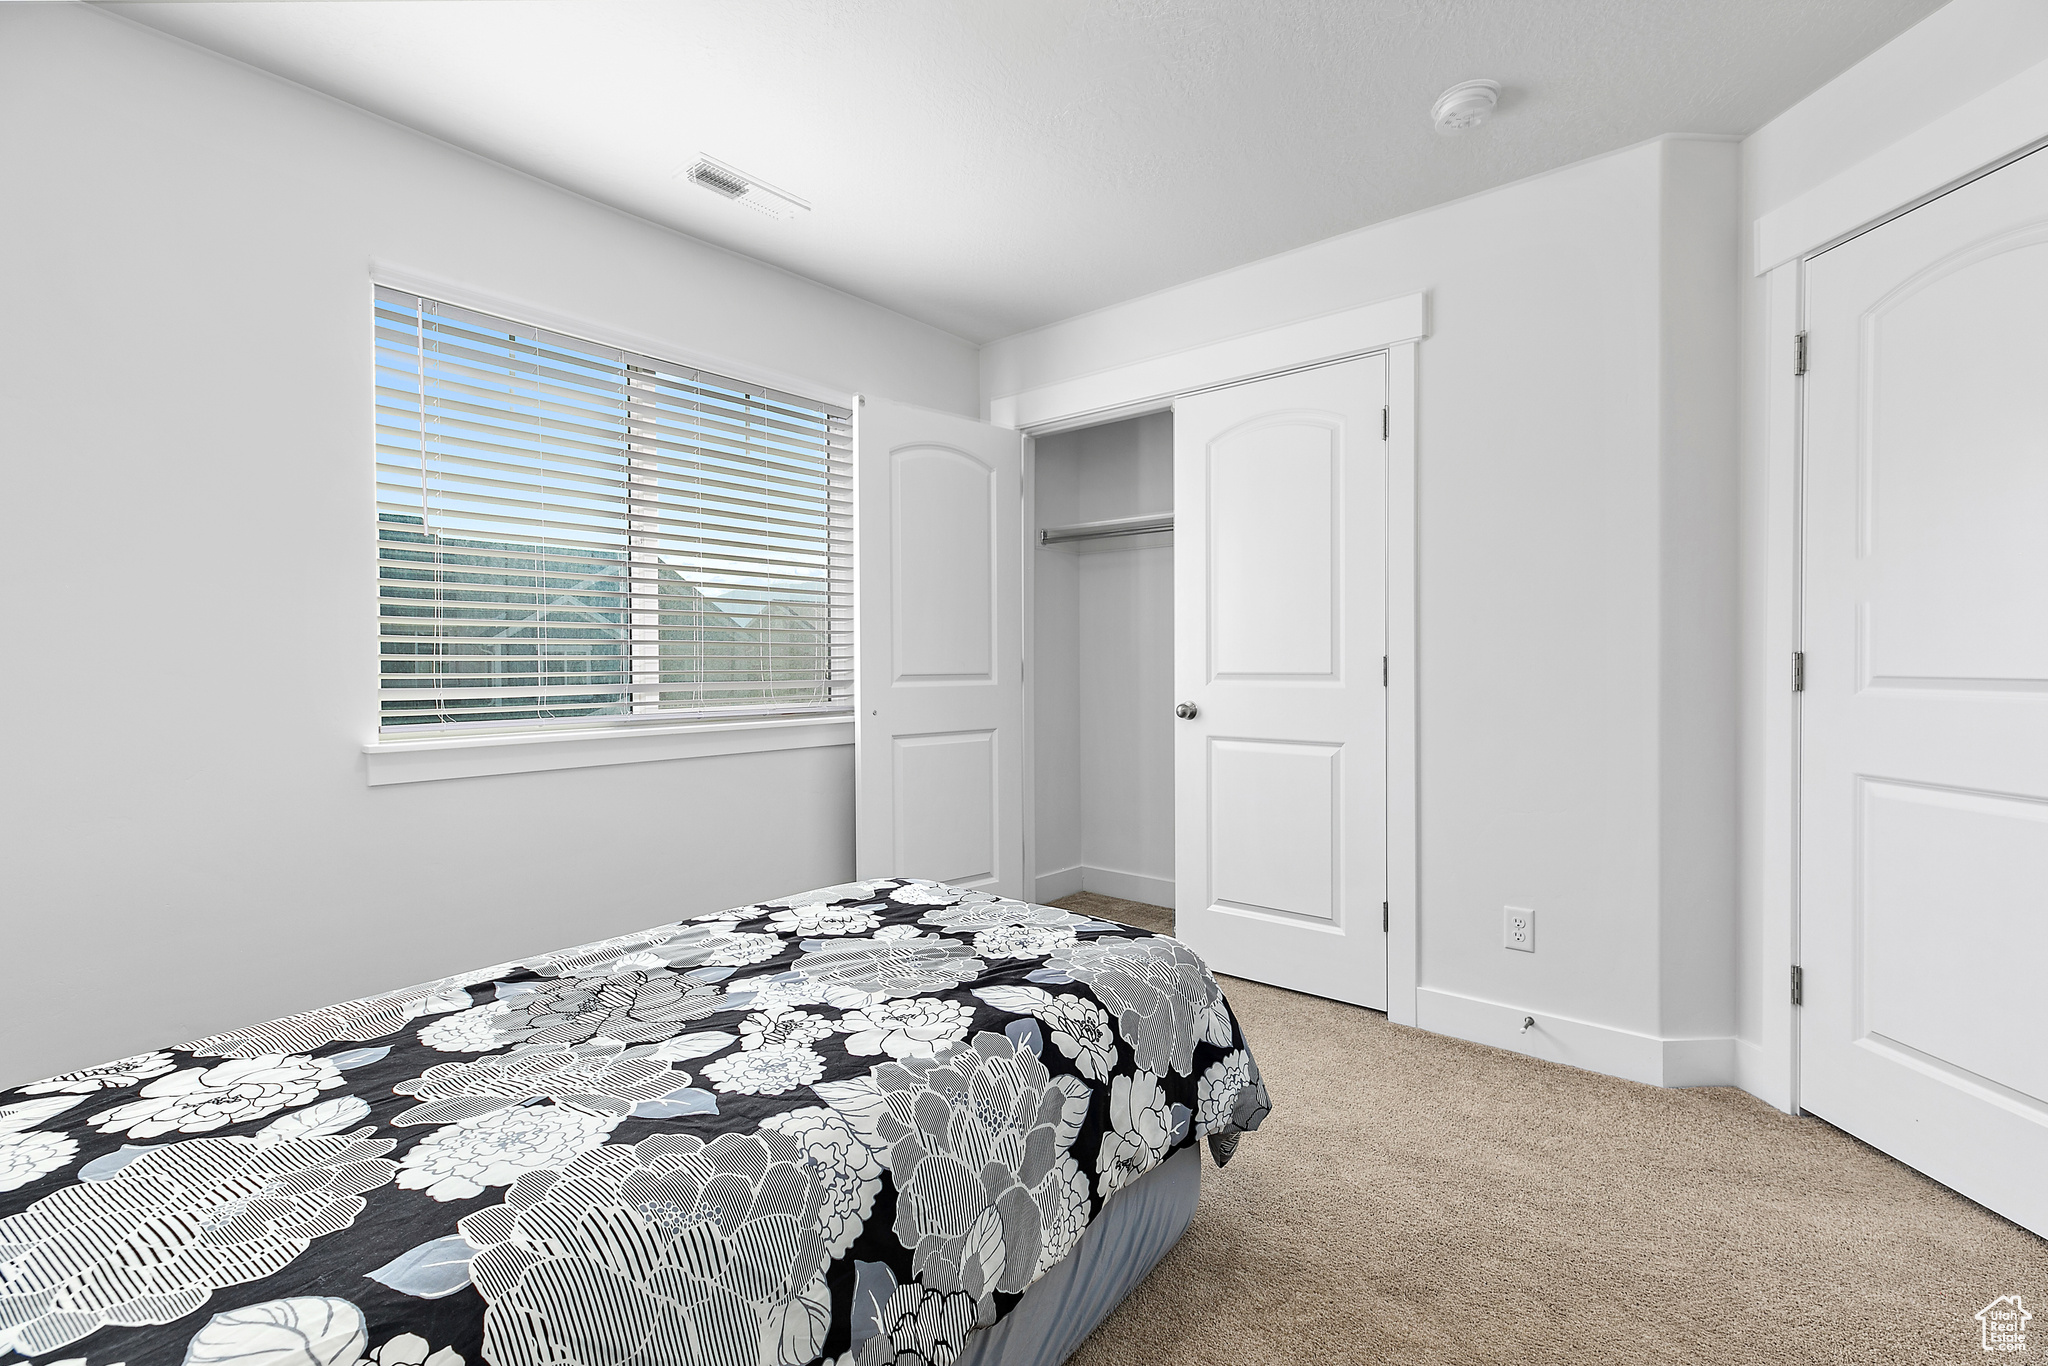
[[1038, 512, 1173, 546]]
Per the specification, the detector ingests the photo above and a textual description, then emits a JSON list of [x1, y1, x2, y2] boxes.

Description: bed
[[0, 879, 1270, 1366]]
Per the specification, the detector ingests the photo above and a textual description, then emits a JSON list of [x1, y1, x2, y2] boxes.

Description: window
[[373, 288, 852, 733]]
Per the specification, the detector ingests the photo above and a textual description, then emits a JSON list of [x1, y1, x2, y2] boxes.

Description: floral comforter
[[0, 879, 1270, 1366]]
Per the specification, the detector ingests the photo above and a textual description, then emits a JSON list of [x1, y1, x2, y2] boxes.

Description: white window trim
[[364, 713, 853, 786]]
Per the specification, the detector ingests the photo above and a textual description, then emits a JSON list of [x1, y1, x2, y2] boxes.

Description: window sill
[[363, 714, 854, 787]]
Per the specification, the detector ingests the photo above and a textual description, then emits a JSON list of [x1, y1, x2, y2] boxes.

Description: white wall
[[1078, 415, 1176, 905], [1733, 0, 2048, 1105], [0, 5, 977, 1087], [1031, 415, 1175, 906], [1657, 140, 1743, 1048], [1031, 438, 1084, 890], [988, 136, 1742, 1087]]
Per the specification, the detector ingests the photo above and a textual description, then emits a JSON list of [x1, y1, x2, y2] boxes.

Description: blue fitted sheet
[[956, 1144, 1202, 1366]]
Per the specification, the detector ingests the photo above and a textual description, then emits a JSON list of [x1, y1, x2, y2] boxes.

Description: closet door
[[1799, 146, 2048, 1236], [854, 397, 1026, 897], [1173, 356, 1388, 1007]]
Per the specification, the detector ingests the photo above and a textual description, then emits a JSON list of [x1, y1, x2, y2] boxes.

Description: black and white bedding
[[0, 879, 1270, 1366]]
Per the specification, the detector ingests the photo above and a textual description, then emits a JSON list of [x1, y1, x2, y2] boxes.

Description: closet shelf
[[1038, 512, 1173, 547]]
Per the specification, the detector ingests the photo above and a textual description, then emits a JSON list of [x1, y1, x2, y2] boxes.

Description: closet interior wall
[[1031, 412, 1176, 908]]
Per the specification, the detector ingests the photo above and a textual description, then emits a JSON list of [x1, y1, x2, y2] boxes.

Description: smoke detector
[[1431, 80, 1501, 135], [682, 155, 810, 220]]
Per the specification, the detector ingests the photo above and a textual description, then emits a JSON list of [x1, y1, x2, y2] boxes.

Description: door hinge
[[1381, 655, 1388, 687], [1792, 651, 1806, 692], [1382, 406, 1390, 440], [1793, 331, 1808, 376], [1790, 964, 1804, 1006], [1383, 901, 1389, 933]]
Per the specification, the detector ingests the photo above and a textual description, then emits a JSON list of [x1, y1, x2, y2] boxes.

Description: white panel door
[[1802, 146, 2048, 1236], [1174, 356, 1388, 1007], [855, 397, 1025, 897]]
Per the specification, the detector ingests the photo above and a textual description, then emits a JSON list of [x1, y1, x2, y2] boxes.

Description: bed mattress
[[0, 879, 1269, 1366]]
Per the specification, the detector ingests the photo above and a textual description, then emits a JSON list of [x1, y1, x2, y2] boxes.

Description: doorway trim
[[992, 290, 1428, 1026]]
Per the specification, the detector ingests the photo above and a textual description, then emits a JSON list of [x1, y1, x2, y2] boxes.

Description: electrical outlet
[[1504, 906, 1535, 953]]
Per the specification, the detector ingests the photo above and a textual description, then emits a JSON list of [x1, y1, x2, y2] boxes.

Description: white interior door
[[1173, 355, 1388, 1007], [1801, 146, 2048, 1236], [855, 396, 1026, 897]]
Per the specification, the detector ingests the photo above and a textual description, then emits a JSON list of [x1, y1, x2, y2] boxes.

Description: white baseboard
[[1030, 864, 1176, 909], [1080, 865, 1175, 909], [1734, 1037, 1795, 1114], [1662, 1034, 1739, 1088], [1032, 866, 1085, 903], [1415, 987, 1738, 1089]]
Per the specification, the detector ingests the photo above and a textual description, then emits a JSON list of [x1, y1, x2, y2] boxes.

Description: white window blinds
[[373, 288, 853, 732]]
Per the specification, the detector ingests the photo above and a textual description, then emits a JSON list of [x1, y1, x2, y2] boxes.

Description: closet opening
[[1028, 411, 1175, 913]]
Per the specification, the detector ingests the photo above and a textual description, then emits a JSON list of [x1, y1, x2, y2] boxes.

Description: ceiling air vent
[[682, 155, 810, 221], [688, 161, 750, 199]]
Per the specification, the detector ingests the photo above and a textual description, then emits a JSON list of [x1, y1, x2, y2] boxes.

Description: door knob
[[1175, 702, 1198, 720]]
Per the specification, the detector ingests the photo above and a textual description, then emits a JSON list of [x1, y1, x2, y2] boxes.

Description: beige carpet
[[1050, 892, 2048, 1365]]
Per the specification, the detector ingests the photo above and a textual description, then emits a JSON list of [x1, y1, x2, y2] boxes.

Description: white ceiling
[[104, 0, 1946, 342]]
